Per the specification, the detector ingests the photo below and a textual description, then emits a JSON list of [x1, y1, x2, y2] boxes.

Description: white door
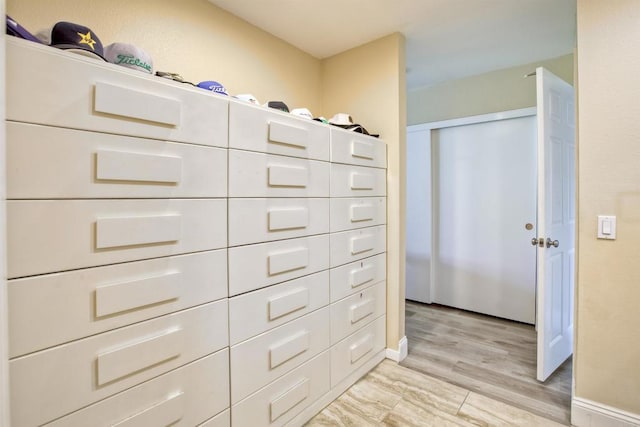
[[535, 67, 575, 382], [432, 112, 537, 324]]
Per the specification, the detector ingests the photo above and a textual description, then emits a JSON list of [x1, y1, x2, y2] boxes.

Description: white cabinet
[[4, 37, 388, 427], [6, 38, 230, 426]]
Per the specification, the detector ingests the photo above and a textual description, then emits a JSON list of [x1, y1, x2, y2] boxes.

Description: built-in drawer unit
[[228, 150, 329, 198], [229, 101, 330, 161], [7, 122, 227, 199], [228, 198, 329, 247], [329, 163, 386, 198], [6, 38, 228, 147], [330, 128, 387, 168], [228, 234, 329, 296], [7, 198, 227, 278], [229, 271, 329, 346], [44, 349, 230, 427], [229, 307, 330, 403], [330, 281, 386, 344], [330, 253, 387, 302], [231, 351, 330, 427], [329, 225, 386, 268], [9, 300, 228, 427], [329, 197, 386, 232], [8, 250, 227, 357], [330, 314, 386, 388]]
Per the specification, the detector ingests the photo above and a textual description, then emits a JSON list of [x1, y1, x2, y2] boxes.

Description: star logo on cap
[[77, 30, 96, 50]]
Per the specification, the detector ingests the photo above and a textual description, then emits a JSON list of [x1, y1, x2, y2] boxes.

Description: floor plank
[[401, 301, 572, 425]]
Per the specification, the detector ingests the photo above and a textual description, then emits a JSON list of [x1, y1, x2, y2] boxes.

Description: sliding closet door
[[433, 115, 536, 324]]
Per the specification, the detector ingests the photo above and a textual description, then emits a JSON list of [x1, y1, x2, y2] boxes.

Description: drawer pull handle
[[269, 121, 309, 149], [270, 378, 310, 422], [268, 164, 308, 188], [350, 172, 374, 190], [268, 208, 309, 231], [350, 235, 374, 255], [350, 299, 374, 324], [350, 204, 374, 222], [350, 264, 374, 288], [350, 333, 374, 364], [94, 81, 181, 126], [351, 140, 374, 159], [95, 271, 181, 317], [97, 328, 183, 385], [113, 391, 184, 427], [96, 150, 182, 184], [96, 215, 182, 249], [270, 330, 310, 369], [269, 288, 309, 320], [268, 247, 309, 275]]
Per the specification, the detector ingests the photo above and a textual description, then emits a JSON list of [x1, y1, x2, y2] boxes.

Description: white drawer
[[330, 314, 386, 388], [229, 150, 329, 197], [330, 281, 386, 344], [228, 234, 329, 296], [229, 100, 330, 161], [10, 300, 228, 427], [9, 250, 226, 358], [330, 225, 386, 268], [7, 38, 228, 147], [330, 253, 387, 302], [7, 122, 227, 199], [230, 307, 330, 403], [330, 197, 386, 232], [228, 198, 329, 247], [232, 351, 330, 427], [229, 271, 329, 345], [7, 198, 227, 278], [330, 163, 386, 197], [199, 409, 230, 427], [330, 128, 386, 168], [44, 349, 230, 427]]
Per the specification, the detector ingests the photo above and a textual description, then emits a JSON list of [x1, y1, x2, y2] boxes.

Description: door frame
[[407, 107, 537, 305]]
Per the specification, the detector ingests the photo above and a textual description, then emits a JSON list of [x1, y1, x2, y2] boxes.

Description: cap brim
[[52, 44, 106, 61]]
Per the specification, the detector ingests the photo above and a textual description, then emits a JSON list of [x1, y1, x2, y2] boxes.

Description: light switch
[[597, 215, 616, 240]]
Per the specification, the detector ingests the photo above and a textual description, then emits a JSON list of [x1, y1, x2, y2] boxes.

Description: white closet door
[[433, 115, 537, 324]]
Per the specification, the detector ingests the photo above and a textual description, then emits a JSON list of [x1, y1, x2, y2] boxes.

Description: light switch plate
[[597, 215, 616, 240]]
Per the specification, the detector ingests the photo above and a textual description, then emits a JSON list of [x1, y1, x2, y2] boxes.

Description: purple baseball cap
[[6, 15, 41, 43]]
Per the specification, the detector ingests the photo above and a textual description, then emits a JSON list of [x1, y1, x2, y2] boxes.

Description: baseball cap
[[50, 21, 106, 60], [197, 80, 228, 95], [6, 15, 41, 43], [291, 108, 314, 120], [266, 101, 289, 113], [235, 93, 260, 105], [329, 113, 354, 126], [105, 42, 153, 74]]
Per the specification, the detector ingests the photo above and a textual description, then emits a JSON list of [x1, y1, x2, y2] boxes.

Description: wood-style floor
[[401, 301, 572, 425], [306, 359, 565, 426]]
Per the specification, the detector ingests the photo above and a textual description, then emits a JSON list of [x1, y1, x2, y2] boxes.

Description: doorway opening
[[404, 68, 576, 425]]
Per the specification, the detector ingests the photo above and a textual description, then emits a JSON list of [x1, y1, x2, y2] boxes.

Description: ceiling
[[208, 0, 576, 90]]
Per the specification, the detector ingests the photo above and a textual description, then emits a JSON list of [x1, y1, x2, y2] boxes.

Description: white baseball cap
[[291, 108, 314, 120], [235, 93, 260, 105], [329, 113, 354, 126], [105, 42, 153, 74]]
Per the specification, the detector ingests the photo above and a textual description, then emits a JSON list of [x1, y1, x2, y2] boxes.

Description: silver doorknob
[[546, 238, 559, 248], [531, 237, 543, 247]]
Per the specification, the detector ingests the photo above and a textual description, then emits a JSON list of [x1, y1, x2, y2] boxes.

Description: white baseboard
[[572, 397, 640, 426], [385, 335, 408, 362]]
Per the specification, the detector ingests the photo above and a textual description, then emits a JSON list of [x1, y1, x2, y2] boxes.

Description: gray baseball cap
[[105, 42, 153, 74]]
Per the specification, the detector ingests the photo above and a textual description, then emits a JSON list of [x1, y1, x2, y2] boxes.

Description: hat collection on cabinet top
[[6, 14, 378, 137]]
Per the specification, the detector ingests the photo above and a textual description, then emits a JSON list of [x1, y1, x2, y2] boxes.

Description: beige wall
[[7, 0, 323, 114], [322, 33, 407, 351], [575, 0, 640, 415], [408, 54, 574, 125]]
